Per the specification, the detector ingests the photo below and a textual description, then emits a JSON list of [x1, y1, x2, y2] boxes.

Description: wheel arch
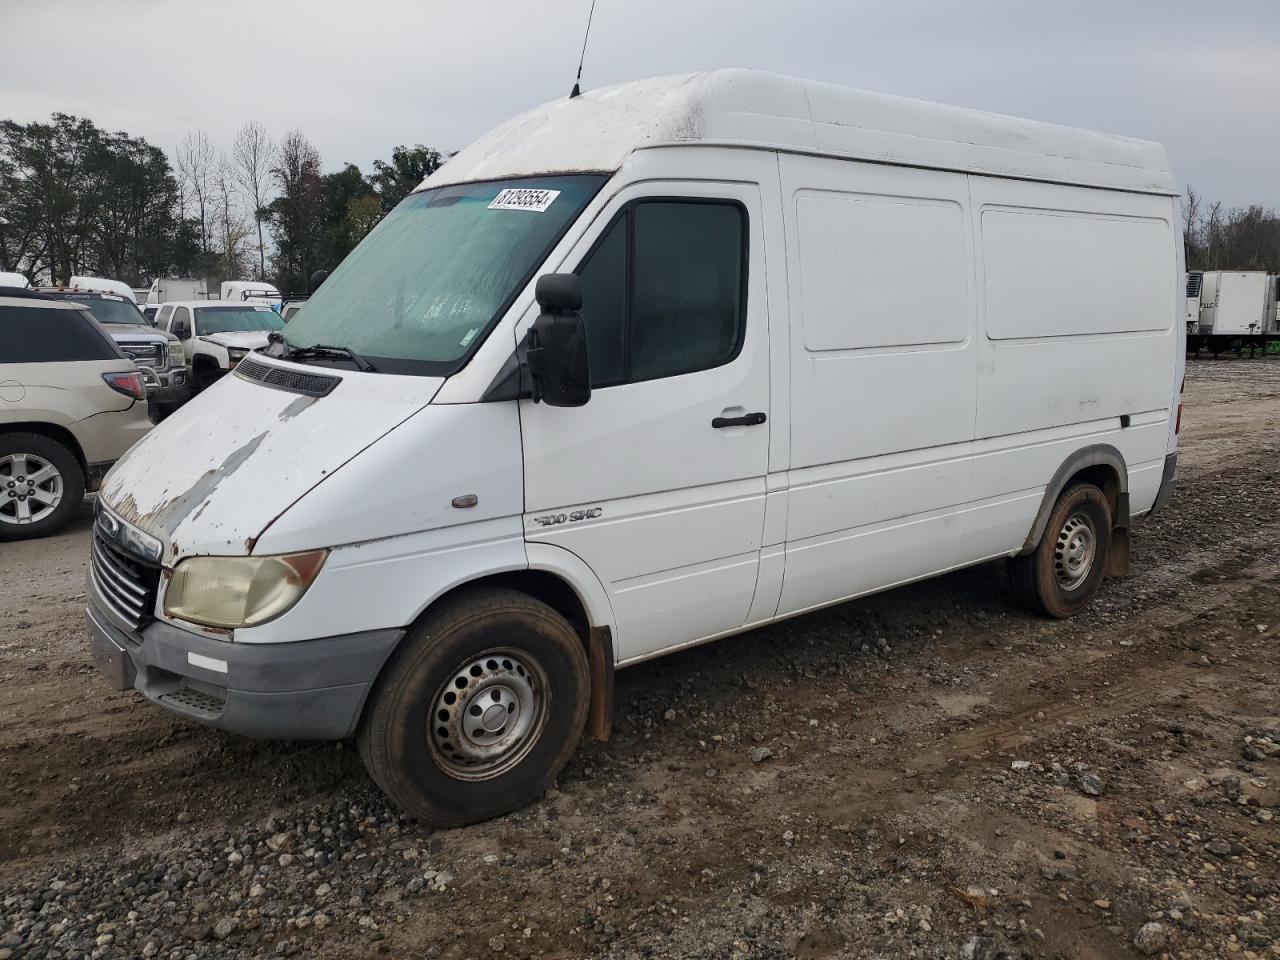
[[192, 353, 221, 372], [0, 422, 88, 479], [1020, 444, 1130, 570], [366, 544, 617, 742]]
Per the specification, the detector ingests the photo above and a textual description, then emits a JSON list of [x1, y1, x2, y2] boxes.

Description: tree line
[[0, 113, 446, 293], [1183, 188, 1280, 275], [5, 115, 1278, 294]]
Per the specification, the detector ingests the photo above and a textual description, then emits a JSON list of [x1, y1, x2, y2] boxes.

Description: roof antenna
[[569, 0, 597, 98]]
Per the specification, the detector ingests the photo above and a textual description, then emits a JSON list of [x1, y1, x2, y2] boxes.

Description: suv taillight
[[103, 371, 146, 400]]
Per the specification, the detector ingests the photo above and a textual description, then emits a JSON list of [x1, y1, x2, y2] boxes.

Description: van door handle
[[711, 412, 767, 428]]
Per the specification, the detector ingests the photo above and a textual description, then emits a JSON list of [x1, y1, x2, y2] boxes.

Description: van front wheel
[[358, 588, 590, 827], [1009, 482, 1112, 619]]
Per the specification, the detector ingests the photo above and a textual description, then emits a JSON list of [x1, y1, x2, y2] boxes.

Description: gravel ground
[[2, 357, 1279, 960]]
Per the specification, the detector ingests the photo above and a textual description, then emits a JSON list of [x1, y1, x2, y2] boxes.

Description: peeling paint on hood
[[100, 358, 443, 564]]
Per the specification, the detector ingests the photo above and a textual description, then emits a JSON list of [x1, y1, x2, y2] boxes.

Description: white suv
[[156, 301, 284, 391], [0, 289, 151, 539]]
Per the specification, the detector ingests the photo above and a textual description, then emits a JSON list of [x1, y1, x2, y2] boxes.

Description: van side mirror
[[526, 274, 590, 407]]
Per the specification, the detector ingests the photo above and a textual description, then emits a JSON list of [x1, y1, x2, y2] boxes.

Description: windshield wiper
[[278, 337, 376, 372]]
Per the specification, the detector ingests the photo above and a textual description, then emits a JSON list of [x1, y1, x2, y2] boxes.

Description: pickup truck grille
[[90, 532, 160, 631], [116, 341, 168, 370]]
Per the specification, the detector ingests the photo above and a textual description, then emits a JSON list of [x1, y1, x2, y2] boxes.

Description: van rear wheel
[[1009, 482, 1112, 619], [358, 588, 590, 827]]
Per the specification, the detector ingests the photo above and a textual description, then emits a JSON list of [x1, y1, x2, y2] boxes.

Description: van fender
[[524, 541, 617, 638], [526, 541, 618, 742], [1020, 444, 1130, 573]]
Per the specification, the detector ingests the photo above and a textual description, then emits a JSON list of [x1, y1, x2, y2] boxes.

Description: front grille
[[117, 341, 168, 370], [236, 356, 340, 397], [90, 532, 160, 631]]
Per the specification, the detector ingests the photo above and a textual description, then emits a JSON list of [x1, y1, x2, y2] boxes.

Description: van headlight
[[164, 551, 328, 628]]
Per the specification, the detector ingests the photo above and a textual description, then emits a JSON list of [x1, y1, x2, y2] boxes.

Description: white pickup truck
[[154, 301, 284, 391]]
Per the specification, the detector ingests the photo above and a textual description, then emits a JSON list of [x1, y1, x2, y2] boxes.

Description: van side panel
[[775, 155, 978, 617], [958, 179, 1178, 564]]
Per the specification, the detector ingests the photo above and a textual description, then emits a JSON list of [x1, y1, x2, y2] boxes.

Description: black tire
[[0, 432, 85, 541], [192, 365, 220, 393], [358, 588, 590, 827], [1009, 482, 1112, 619]]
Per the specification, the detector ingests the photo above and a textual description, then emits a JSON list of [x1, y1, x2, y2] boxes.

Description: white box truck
[[87, 69, 1184, 827], [1191, 270, 1279, 356], [147, 278, 207, 304]]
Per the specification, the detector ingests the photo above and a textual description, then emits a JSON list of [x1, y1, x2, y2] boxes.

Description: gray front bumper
[[140, 367, 189, 405], [87, 603, 402, 740]]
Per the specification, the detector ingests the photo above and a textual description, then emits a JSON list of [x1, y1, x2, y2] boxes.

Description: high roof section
[[422, 69, 1176, 196]]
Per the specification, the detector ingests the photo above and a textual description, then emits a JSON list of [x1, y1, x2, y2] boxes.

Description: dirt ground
[[2, 358, 1279, 960]]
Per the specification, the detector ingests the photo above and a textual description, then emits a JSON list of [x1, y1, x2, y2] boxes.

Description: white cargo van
[[87, 70, 1183, 827], [71, 275, 137, 303]]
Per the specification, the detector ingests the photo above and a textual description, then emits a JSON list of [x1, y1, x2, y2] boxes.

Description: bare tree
[[1204, 201, 1224, 268], [214, 156, 252, 280], [1182, 186, 1201, 266], [176, 130, 215, 254], [231, 121, 275, 280]]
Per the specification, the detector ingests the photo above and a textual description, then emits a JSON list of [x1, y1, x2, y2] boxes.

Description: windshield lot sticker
[[488, 188, 560, 212]]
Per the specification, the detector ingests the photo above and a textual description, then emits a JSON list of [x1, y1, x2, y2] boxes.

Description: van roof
[[423, 69, 1176, 197]]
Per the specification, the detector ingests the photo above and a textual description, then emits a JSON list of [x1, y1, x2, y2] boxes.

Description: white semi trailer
[[147, 278, 208, 304], [1185, 271, 1202, 334], [1189, 270, 1279, 357]]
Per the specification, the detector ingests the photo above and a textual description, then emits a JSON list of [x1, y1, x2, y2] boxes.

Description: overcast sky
[[3, 0, 1277, 210]]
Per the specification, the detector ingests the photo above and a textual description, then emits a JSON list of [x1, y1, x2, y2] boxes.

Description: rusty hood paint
[[99, 361, 443, 565]]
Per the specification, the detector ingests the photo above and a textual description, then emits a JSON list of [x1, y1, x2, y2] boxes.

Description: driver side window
[[574, 198, 747, 388]]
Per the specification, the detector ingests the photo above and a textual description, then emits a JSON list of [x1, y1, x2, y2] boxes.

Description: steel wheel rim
[[0, 453, 63, 526], [1054, 512, 1096, 591], [427, 647, 550, 782]]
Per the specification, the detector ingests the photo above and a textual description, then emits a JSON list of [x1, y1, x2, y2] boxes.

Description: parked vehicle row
[[0, 289, 151, 540], [86, 70, 1185, 828], [153, 301, 284, 391], [36, 289, 189, 412]]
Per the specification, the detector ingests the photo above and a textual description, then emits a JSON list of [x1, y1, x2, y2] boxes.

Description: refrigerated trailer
[[1188, 270, 1279, 357], [1185, 271, 1202, 334]]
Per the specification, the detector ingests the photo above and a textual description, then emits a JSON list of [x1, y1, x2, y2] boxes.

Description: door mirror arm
[[526, 274, 591, 407]]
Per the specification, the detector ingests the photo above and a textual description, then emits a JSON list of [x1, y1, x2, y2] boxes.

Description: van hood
[[200, 330, 272, 349], [99, 358, 443, 564]]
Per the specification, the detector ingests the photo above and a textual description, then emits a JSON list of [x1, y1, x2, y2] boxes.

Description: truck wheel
[[0, 433, 85, 541], [358, 588, 590, 827], [1009, 482, 1112, 619], [192, 366, 219, 393]]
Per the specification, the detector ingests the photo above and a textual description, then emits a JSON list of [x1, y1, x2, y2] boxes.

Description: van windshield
[[276, 174, 607, 376]]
